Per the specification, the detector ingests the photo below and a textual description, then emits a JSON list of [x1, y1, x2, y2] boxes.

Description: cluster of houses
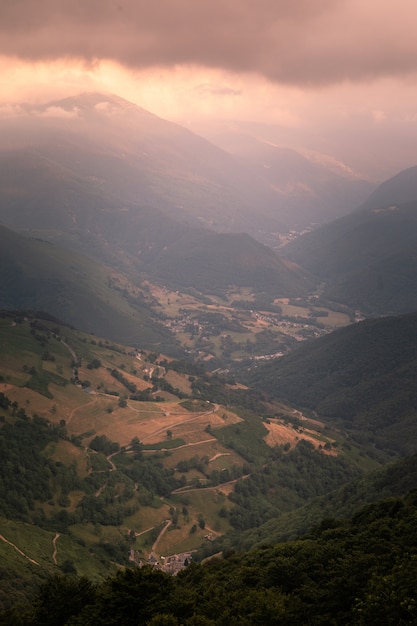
[[129, 549, 193, 575]]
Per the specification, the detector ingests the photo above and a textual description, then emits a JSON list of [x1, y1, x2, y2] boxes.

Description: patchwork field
[[144, 283, 354, 364], [0, 311, 361, 575]]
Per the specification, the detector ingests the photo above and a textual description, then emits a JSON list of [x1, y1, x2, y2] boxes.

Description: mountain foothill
[[2, 92, 417, 623]]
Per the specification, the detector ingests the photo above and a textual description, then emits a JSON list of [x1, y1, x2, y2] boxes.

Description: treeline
[[190, 373, 264, 412], [227, 452, 417, 552], [223, 439, 361, 533], [8, 491, 417, 625]]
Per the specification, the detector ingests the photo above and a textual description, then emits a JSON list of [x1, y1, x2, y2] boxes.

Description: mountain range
[[0, 93, 321, 344], [2, 92, 417, 341], [191, 120, 375, 230], [0, 92, 374, 239], [2, 90, 417, 622]]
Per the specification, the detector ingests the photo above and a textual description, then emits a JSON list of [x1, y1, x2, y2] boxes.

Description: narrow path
[[143, 438, 216, 452], [135, 525, 156, 538], [0, 533, 39, 566], [150, 520, 171, 559], [67, 394, 98, 425], [52, 532, 60, 565], [107, 451, 118, 471], [209, 452, 231, 462], [127, 402, 163, 414], [171, 474, 251, 495], [95, 451, 118, 497], [141, 405, 219, 443], [61, 340, 78, 363]]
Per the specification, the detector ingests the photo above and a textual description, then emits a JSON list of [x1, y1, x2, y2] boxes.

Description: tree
[[31, 575, 95, 626]]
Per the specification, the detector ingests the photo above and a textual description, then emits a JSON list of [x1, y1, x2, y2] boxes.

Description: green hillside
[[247, 311, 417, 455], [0, 224, 176, 350], [221, 453, 417, 552], [8, 490, 417, 625], [284, 191, 417, 315], [0, 311, 392, 610], [151, 231, 313, 294]]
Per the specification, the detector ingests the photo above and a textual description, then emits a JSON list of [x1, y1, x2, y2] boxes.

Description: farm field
[[0, 308, 369, 583], [144, 283, 354, 364]]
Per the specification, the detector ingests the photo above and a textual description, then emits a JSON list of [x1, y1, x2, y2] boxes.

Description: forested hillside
[[283, 174, 417, 316], [6, 490, 417, 625], [248, 311, 417, 455]]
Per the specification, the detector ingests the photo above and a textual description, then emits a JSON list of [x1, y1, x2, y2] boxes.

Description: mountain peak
[[25, 91, 159, 122]]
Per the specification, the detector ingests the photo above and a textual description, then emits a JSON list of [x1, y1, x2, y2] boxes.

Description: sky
[[2, 0, 417, 176]]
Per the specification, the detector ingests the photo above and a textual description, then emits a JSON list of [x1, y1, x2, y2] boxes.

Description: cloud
[[194, 83, 242, 97], [1, 0, 417, 86], [38, 105, 80, 118], [0, 103, 25, 118]]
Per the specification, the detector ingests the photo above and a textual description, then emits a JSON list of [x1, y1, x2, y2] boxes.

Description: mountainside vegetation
[[3, 93, 417, 623], [7, 490, 417, 625], [284, 181, 417, 315], [0, 310, 405, 613], [248, 311, 417, 455], [151, 231, 312, 294], [0, 225, 175, 350], [216, 452, 417, 553]]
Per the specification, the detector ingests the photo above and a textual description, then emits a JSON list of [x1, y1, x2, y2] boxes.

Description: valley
[[1, 92, 417, 623], [0, 310, 371, 598], [144, 282, 353, 366]]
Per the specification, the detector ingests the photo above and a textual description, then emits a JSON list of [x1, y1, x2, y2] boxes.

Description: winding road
[[52, 532, 60, 565]]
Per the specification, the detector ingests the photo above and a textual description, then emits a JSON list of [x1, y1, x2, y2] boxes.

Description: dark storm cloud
[[1, 0, 417, 85]]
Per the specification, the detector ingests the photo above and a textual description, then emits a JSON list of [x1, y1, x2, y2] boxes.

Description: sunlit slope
[[0, 92, 318, 298], [0, 92, 285, 238]]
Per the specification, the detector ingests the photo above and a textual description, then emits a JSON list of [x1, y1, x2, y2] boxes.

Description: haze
[[2, 0, 417, 178]]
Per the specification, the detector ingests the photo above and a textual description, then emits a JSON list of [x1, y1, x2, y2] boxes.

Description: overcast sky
[[2, 1, 417, 175]]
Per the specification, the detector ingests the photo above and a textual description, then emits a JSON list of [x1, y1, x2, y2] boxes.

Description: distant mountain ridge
[[0, 92, 313, 299], [188, 119, 375, 229], [0, 92, 285, 237]]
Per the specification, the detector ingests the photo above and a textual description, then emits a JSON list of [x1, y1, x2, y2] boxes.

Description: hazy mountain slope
[[359, 164, 417, 210], [0, 92, 286, 237], [188, 121, 375, 229], [0, 225, 174, 348], [247, 311, 417, 455], [283, 166, 417, 314], [0, 157, 312, 295], [0, 94, 315, 295]]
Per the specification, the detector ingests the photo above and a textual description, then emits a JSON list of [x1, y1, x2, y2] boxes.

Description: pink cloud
[[1, 1, 417, 86]]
